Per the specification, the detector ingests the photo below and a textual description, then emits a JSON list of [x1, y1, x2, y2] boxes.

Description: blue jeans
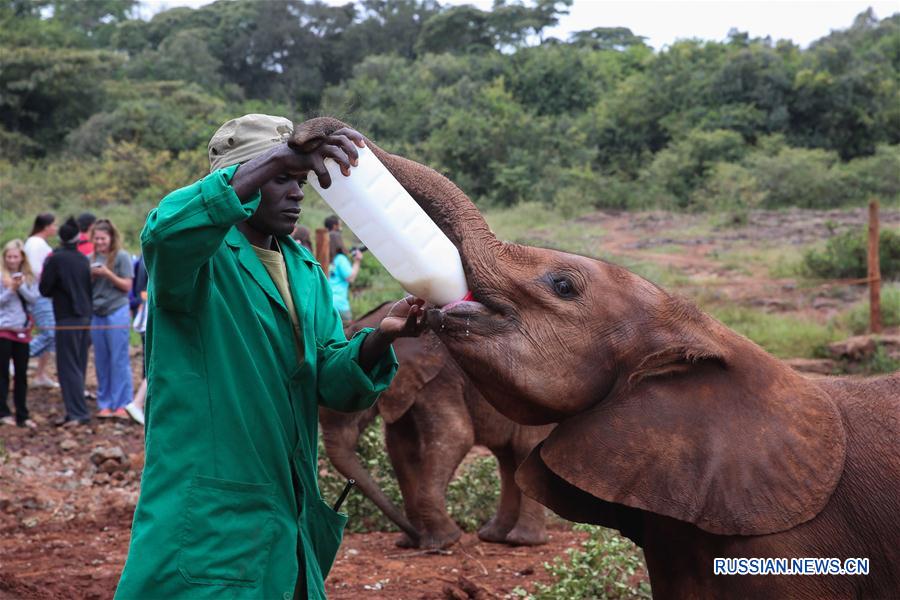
[[91, 304, 133, 410], [29, 296, 56, 357]]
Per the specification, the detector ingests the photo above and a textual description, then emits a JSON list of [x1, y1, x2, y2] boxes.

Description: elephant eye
[[552, 276, 577, 299]]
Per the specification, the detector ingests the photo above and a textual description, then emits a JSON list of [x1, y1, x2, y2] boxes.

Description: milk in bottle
[[309, 145, 469, 307]]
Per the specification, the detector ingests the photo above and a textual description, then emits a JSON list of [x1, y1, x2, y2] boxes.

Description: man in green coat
[[115, 115, 426, 599]]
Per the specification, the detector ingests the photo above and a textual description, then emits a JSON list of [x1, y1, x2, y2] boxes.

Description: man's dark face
[[248, 172, 306, 236]]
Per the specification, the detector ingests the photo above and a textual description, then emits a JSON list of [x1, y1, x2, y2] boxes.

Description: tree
[[506, 45, 600, 115], [0, 45, 120, 154], [347, 0, 440, 59], [569, 26, 646, 51], [47, 0, 136, 44], [416, 5, 494, 55], [788, 10, 900, 158], [125, 29, 225, 90]]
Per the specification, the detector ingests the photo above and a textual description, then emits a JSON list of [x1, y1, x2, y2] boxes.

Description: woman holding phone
[[0, 240, 40, 428], [24, 213, 57, 388], [89, 219, 134, 418]]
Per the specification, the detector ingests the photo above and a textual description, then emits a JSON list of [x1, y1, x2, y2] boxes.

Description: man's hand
[[357, 296, 427, 373], [285, 127, 366, 188], [378, 296, 428, 340], [230, 127, 366, 202]]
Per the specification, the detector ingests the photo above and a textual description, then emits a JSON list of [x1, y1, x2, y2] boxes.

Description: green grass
[[707, 245, 806, 279], [614, 258, 692, 289], [833, 283, 900, 335], [483, 202, 569, 241], [707, 305, 845, 358], [349, 273, 405, 318], [645, 243, 686, 256], [484, 202, 606, 258]]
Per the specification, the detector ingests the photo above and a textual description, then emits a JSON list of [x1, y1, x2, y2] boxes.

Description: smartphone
[[11, 272, 23, 280], [91, 262, 104, 269]]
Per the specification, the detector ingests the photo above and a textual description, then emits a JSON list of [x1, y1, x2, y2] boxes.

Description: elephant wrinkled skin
[[293, 118, 900, 599], [319, 303, 552, 549]]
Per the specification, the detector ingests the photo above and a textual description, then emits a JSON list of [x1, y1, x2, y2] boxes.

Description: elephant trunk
[[319, 408, 420, 542], [291, 118, 504, 301]]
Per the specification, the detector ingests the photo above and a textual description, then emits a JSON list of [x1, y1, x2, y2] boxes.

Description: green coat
[[115, 165, 397, 599]]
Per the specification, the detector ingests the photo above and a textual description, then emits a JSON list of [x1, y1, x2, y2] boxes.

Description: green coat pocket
[[178, 475, 275, 587], [307, 499, 348, 580]]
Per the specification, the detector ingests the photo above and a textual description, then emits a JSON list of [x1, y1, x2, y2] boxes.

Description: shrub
[[859, 345, 900, 374], [694, 161, 764, 219], [515, 525, 651, 599], [744, 145, 843, 208], [803, 228, 900, 280], [835, 145, 900, 206], [447, 455, 501, 532], [317, 420, 503, 534], [640, 128, 748, 209]]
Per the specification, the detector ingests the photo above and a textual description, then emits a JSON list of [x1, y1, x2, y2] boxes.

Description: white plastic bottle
[[309, 145, 469, 307]]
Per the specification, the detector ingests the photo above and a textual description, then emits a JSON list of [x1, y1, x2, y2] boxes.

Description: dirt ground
[[1, 207, 896, 599], [0, 380, 590, 600], [574, 207, 900, 322]]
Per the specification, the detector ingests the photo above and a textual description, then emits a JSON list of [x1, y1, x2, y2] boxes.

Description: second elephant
[[320, 302, 552, 549]]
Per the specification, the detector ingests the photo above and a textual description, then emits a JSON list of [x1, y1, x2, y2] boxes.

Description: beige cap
[[208, 114, 294, 172]]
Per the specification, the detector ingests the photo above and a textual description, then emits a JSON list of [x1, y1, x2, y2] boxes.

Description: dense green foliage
[[2, 0, 899, 245], [513, 525, 651, 599], [803, 227, 900, 280]]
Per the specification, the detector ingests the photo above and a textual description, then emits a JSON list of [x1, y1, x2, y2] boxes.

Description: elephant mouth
[[427, 294, 512, 338], [441, 299, 485, 315]]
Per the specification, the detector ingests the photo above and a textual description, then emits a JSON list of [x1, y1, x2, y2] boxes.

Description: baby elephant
[[292, 117, 900, 599], [319, 302, 552, 549]]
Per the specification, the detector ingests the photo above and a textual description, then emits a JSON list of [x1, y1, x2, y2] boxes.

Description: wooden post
[[315, 228, 331, 275], [868, 200, 881, 334]]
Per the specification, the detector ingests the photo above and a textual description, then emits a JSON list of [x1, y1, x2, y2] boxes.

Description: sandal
[[0, 416, 15, 426], [19, 419, 37, 429], [97, 408, 114, 418]]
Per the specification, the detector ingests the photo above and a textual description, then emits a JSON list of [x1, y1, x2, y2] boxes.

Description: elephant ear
[[517, 442, 646, 546], [534, 345, 847, 536], [378, 332, 447, 424]]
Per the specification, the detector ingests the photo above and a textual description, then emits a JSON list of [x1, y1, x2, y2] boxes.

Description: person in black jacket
[[39, 217, 92, 427]]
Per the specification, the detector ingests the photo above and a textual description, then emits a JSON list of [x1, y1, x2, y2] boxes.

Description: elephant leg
[[505, 494, 548, 546], [320, 406, 419, 542], [411, 401, 472, 549], [385, 412, 424, 548], [478, 448, 521, 543], [504, 434, 549, 546]]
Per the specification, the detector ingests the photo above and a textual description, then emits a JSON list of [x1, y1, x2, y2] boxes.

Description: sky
[[137, 0, 900, 50]]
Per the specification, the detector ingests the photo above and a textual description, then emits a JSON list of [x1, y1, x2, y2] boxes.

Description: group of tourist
[[0, 212, 146, 429]]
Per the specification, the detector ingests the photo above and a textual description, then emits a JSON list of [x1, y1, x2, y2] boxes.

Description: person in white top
[[23, 213, 58, 388]]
